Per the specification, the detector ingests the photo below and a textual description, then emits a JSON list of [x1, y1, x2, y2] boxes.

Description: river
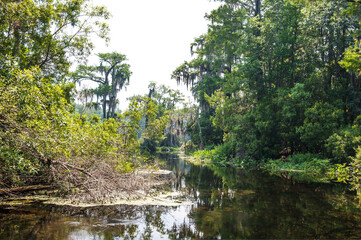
[[1, 153, 361, 239]]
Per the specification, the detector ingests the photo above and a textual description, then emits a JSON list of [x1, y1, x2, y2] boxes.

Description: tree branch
[[52, 160, 92, 177], [39, 17, 71, 69]]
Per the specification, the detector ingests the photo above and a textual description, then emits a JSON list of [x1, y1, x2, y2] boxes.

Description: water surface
[[1, 153, 361, 239]]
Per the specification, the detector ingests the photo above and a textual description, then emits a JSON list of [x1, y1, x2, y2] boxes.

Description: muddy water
[[1, 153, 361, 239]]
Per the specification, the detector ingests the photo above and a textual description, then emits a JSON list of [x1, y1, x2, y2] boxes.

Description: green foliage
[[326, 123, 361, 163], [297, 102, 344, 153], [142, 99, 169, 144], [74, 103, 103, 118], [0, 0, 114, 189], [213, 141, 235, 159], [192, 146, 262, 169], [129, 83, 185, 150], [348, 147, 361, 197], [192, 149, 216, 164], [264, 153, 334, 182], [0, 144, 41, 185], [339, 0, 361, 77], [124, 95, 170, 155], [0, 0, 110, 80], [0, 66, 67, 184], [0, 0, 174, 200], [340, 41, 361, 76], [186, 108, 224, 149], [184, 140, 197, 153], [334, 147, 361, 200], [330, 163, 350, 184], [147, 82, 184, 116]]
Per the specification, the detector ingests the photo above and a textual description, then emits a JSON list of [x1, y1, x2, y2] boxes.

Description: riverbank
[[0, 168, 191, 207], [186, 150, 337, 183], [3, 190, 193, 208]]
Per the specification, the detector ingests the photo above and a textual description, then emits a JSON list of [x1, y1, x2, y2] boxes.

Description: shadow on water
[[2, 153, 361, 239]]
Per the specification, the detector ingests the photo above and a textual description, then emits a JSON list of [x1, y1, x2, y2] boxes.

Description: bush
[[213, 141, 235, 158], [264, 153, 334, 182], [326, 116, 361, 163], [184, 140, 196, 153], [342, 147, 361, 199], [297, 102, 344, 153]]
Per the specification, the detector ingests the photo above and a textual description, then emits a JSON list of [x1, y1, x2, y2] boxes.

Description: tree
[[339, 0, 361, 89], [0, 0, 110, 80], [73, 52, 131, 119], [128, 83, 186, 151], [148, 83, 187, 147]]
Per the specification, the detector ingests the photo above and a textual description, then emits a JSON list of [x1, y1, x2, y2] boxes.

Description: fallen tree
[[0, 185, 52, 195]]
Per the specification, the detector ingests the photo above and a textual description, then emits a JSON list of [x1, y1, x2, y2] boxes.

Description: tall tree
[[73, 52, 131, 119]]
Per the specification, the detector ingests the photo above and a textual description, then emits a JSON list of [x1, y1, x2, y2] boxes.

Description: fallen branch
[[52, 160, 92, 177], [0, 185, 52, 195]]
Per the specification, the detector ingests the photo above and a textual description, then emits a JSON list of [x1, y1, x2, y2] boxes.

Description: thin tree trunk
[[196, 107, 204, 149], [103, 93, 107, 119], [255, 0, 261, 17]]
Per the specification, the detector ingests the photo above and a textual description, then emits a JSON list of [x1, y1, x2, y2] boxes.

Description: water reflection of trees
[[2, 154, 361, 239], [157, 153, 190, 191], [167, 221, 203, 239], [152, 153, 361, 239], [180, 161, 361, 239], [0, 203, 176, 240], [0, 205, 77, 240]]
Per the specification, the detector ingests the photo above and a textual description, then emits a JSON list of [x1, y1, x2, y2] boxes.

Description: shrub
[[326, 116, 361, 163], [264, 153, 333, 182], [297, 102, 344, 153]]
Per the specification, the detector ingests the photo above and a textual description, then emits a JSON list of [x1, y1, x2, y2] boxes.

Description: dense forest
[[172, 0, 361, 192], [1, 0, 361, 202]]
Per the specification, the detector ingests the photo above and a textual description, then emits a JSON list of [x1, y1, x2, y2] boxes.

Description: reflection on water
[[2, 153, 361, 239]]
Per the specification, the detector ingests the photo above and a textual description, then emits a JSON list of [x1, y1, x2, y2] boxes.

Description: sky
[[88, 0, 221, 110]]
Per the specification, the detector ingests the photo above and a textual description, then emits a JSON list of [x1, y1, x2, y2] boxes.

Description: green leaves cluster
[[0, 0, 110, 80], [128, 83, 187, 153]]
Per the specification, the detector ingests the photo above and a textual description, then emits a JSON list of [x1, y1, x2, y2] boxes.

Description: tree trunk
[[107, 95, 114, 119], [103, 73, 110, 119], [255, 0, 261, 17], [111, 97, 116, 118], [103, 93, 107, 119], [196, 107, 204, 149]]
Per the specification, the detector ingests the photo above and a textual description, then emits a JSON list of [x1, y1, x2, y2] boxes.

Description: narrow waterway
[[1, 153, 361, 239]]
